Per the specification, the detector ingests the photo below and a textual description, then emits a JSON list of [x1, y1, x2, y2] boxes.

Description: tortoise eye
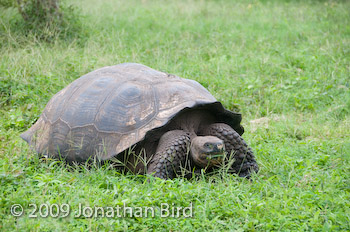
[[204, 143, 211, 148]]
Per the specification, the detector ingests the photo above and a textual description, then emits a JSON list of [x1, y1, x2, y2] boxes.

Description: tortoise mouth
[[201, 152, 224, 166], [206, 153, 224, 160]]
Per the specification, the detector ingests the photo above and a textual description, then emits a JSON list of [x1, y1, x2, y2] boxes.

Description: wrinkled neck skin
[[167, 109, 216, 139]]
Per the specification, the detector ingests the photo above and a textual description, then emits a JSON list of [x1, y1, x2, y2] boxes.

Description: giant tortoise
[[21, 63, 258, 179]]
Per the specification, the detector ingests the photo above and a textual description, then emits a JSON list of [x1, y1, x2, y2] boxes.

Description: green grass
[[1, 0, 350, 230]]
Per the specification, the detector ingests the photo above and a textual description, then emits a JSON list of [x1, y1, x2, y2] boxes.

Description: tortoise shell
[[21, 63, 243, 162]]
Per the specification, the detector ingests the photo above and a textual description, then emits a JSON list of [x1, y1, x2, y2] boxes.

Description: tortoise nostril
[[216, 143, 224, 150]]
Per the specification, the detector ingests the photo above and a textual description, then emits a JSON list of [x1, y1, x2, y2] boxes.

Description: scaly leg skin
[[204, 123, 258, 177], [147, 130, 191, 179]]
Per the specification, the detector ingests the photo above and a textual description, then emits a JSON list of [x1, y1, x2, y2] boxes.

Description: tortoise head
[[190, 136, 225, 168]]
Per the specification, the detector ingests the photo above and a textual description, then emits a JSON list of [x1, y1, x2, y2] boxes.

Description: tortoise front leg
[[203, 123, 258, 177], [147, 130, 191, 179]]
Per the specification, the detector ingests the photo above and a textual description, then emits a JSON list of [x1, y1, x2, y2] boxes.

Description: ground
[[0, 0, 349, 231]]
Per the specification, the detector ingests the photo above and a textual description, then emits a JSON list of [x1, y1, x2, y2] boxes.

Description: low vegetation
[[0, 0, 349, 230]]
